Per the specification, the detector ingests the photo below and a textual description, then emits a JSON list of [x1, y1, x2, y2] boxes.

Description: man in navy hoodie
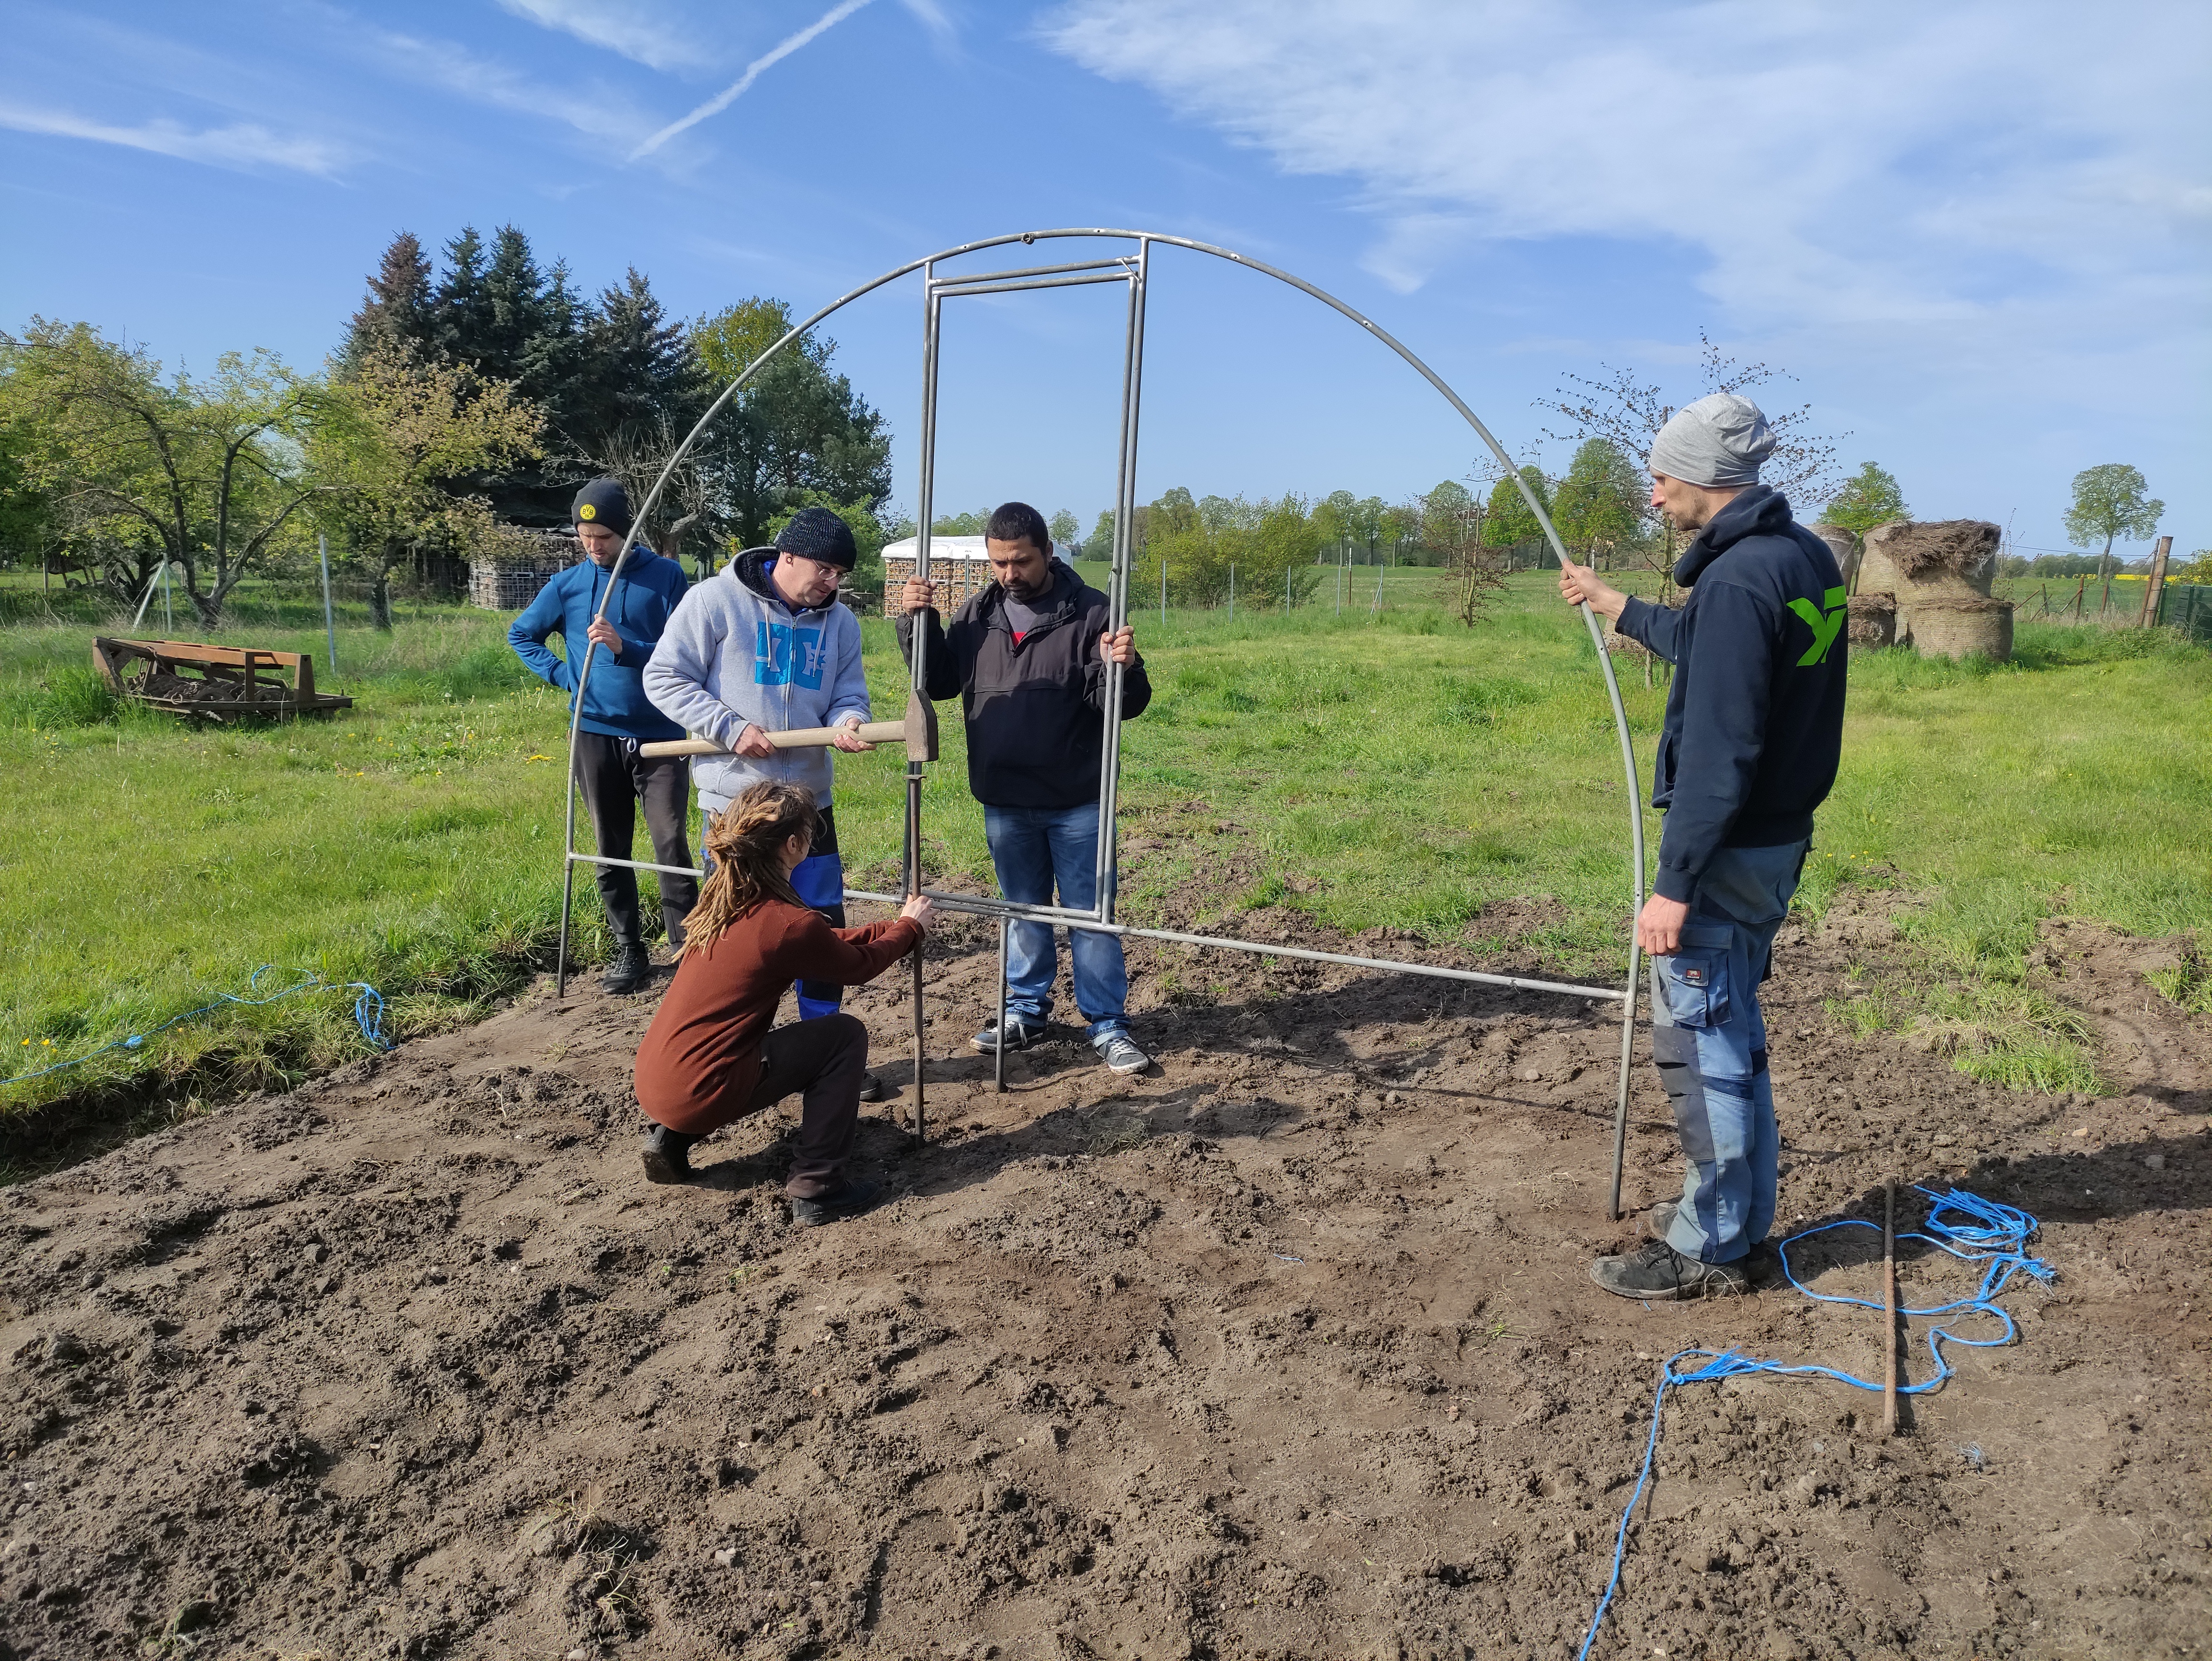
[[1559, 395, 1848, 1300], [510, 479, 695, 994]]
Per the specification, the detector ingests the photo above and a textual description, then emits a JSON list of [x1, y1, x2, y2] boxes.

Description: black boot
[[603, 941, 652, 993], [641, 1124, 699, 1185]]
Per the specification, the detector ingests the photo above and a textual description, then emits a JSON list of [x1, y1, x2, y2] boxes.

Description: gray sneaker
[[1590, 1239, 1747, 1301], [972, 1016, 1049, 1054], [1092, 1030, 1151, 1075], [1648, 1201, 1779, 1283]]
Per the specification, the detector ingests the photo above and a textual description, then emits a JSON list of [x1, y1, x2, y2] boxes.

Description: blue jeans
[[983, 802, 1128, 1040], [1654, 839, 1809, 1265]]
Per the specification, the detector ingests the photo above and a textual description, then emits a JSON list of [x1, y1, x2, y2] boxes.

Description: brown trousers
[[713, 1012, 869, 1198]]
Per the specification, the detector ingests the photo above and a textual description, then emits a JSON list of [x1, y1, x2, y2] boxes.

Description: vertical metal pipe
[[317, 533, 338, 675], [995, 916, 1009, 1095], [554, 857, 577, 1001], [1607, 937, 1643, 1219], [907, 266, 941, 1147], [1093, 244, 1145, 923], [908, 777, 926, 1146]]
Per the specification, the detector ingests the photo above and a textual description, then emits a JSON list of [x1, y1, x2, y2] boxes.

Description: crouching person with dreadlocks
[[632, 782, 933, 1226]]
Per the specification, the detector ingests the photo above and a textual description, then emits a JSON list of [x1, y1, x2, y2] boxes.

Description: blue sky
[[5, 0, 2205, 556]]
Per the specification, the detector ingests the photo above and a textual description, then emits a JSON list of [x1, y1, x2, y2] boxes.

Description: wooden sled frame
[[91, 637, 354, 720]]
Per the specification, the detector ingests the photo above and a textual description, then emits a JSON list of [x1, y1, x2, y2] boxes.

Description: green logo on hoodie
[[1787, 586, 1848, 666]]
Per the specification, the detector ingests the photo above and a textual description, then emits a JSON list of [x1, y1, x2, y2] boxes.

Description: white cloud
[[631, 0, 875, 158], [360, 25, 659, 148], [493, 0, 698, 72], [1037, 0, 2212, 344], [0, 100, 348, 176]]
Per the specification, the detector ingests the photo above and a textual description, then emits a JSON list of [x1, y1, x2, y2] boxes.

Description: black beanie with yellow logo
[[572, 477, 633, 536]]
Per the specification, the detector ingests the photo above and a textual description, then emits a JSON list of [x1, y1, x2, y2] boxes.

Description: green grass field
[[2, 566, 2207, 1140]]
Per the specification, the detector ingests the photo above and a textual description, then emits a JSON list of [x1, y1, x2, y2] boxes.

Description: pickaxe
[[639, 689, 939, 762]]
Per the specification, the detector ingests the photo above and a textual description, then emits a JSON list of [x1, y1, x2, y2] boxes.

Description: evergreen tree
[[430, 227, 495, 371], [342, 232, 434, 369]]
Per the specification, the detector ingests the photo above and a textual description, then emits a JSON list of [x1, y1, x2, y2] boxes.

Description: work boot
[[972, 1015, 1049, 1055], [789, 1177, 882, 1228], [1648, 1201, 1781, 1285], [641, 1124, 698, 1185], [858, 1074, 885, 1103], [1092, 1030, 1151, 1076], [602, 941, 652, 994], [1589, 1239, 1747, 1301]]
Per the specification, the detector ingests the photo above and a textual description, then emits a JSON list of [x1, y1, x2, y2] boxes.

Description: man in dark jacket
[[1559, 394, 1848, 1299], [510, 478, 695, 993], [897, 501, 1153, 1075]]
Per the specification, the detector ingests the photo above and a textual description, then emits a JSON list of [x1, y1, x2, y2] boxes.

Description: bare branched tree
[[567, 413, 711, 569], [1539, 331, 1846, 596]]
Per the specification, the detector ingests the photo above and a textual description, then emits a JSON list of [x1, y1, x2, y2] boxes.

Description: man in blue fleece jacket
[[510, 479, 695, 994], [1559, 394, 1847, 1300]]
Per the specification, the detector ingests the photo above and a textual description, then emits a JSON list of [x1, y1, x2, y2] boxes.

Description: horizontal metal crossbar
[[846, 889, 1624, 1002], [920, 886, 1099, 923], [570, 852, 707, 880], [933, 271, 1131, 299], [931, 256, 1135, 287]]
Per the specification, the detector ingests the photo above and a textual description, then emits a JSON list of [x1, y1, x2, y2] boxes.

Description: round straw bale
[[1847, 592, 1896, 649], [1860, 520, 2000, 599], [1903, 595, 2013, 662]]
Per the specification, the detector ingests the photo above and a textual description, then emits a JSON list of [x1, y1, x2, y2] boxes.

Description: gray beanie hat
[[1647, 393, 1775, 488]]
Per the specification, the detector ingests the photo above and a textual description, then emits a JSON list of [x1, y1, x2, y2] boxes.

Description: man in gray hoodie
[[643, 508, 877, 1067]]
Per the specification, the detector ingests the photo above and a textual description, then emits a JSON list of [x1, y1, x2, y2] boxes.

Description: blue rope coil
[[4, 964, 391, 1088], [1576, 1187, 2053, 1661]]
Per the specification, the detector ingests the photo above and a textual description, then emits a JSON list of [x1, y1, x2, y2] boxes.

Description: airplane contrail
[[630, 0, 874, 159]]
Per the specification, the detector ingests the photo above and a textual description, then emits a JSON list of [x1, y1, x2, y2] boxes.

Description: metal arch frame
[[552, 226, 1652, 1220]]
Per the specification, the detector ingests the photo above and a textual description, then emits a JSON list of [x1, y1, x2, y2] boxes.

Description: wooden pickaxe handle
[[642, 720, 903, 757], [639, 691, 940, 761]]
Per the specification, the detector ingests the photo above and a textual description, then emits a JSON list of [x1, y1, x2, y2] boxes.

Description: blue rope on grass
[[4, 965, 391, 1089], [1576, 1187, 2053, 1661]]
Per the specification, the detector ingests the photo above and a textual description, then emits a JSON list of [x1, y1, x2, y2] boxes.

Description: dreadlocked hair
[[680, 781, 823, 958]]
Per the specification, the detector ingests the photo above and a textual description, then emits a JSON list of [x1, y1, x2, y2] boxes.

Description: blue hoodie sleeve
[[607, 557, 687, 668], [1653, 579, 1777, 904], [1615, 595, 1685, 664], [509, 572, 574, 693]]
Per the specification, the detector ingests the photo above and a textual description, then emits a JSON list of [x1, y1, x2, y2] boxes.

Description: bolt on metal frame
[[552, 227, 1652, 1219]]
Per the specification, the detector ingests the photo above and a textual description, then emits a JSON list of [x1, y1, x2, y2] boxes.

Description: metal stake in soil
[[995, 918, 1010, 1095], [1883, 1179, 1901, 1436]]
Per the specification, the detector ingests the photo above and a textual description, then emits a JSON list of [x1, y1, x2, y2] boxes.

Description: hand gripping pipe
[[554, 229, 1650, 1218]]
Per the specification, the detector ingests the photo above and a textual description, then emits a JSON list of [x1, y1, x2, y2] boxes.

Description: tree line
[[0, 224, 891, 626]]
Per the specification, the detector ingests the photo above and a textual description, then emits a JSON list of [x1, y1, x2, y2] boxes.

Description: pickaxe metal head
[[905, 690, 940, 763]]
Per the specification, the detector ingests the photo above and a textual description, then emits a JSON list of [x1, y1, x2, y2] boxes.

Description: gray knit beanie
[[1647, 393, 1775, 487]]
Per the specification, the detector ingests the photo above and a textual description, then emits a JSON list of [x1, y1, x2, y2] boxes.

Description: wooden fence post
[[2139, 536, 2173, 627]]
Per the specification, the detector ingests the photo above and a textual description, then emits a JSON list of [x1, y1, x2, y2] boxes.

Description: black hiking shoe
[[789, 1178, 882, 1229], [1590, 1239, 1748, 1301], [602, 942, 652, 994], [641, 1125, 697, 1185], [1648, 1201, 1781, 1285], [858, 1073, 885, 1103], [972, 1016, 1049, 1055]]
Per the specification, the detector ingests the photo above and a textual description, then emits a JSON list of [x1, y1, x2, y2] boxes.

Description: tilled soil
[[1, 890, 2206, 1660]]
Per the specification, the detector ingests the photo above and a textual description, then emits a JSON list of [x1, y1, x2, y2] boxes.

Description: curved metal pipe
[[555, 228, 1649, 1205]]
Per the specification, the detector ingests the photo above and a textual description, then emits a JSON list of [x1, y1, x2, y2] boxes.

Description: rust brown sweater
[[635, 901, 920, 1134]]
